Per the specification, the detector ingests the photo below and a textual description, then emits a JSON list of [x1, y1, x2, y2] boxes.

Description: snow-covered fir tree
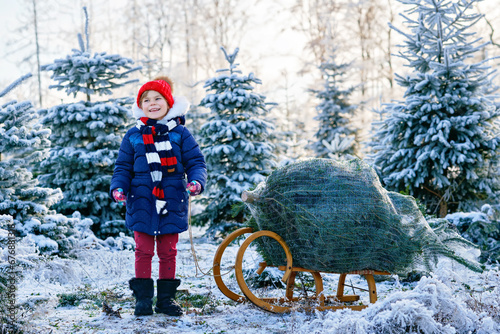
[[310, 52, 359, 158], [194, 47, 276, 233], [0, 75, 80, 255], [38, 8, 141, 237], [185, 104, 208, 141], [371, 0, 500, 217], [266, 115, 292, 166]]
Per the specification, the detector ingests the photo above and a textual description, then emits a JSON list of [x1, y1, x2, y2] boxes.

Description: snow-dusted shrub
[[96, 219, 133, 239], [371, 277, 476, 333], [4, 209, 133, 257], [371, 299, 447, 334], [242, 267, 286, 289], [102, 233, 135, 251], [18, 215, 77, 256], [463, 269, 500, 328], [298, 276, 490, 334], [68, 211, 135, 253], [12, 211, 103, 256], [0, 215, 41, 332], [30, 256, 84, 286], [445, 205, 500, 264]]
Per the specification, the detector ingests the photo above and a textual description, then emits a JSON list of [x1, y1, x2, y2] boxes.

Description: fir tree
[[38, 8, 141, 236], [310, 52, 359, 158], [371, 0, 500, 217], [185, 104, 208, 142], [0, 74, 78, 254], [194, 47, 276, 233]]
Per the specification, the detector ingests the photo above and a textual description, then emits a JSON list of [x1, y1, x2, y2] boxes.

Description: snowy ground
[[13, 226, 500, 334]]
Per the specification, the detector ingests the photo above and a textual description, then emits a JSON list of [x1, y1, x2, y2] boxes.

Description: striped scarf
[[137, 117, 182, 215]]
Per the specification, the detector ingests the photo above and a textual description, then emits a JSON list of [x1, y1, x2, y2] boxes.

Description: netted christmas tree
[[309, 51, 359, 158], [38, 8, 141, 237], [0, 74, 81, 255], [371, 0, 500, 217], [194, 47, 276, 234], [244, 158, 482, 275]]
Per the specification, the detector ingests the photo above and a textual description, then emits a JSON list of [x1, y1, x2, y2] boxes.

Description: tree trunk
[[424, 186, 448, 218], [32, 0, 43, 107], [439, 200, 448, 218]]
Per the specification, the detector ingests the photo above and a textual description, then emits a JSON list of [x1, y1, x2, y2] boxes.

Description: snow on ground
[[14, 226, 500, 334]]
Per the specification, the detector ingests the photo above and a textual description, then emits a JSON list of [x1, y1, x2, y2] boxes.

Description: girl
[[110, 76, 207, 316]]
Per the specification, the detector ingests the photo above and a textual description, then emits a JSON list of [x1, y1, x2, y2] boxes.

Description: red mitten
[[186, 181, 202, 196], [112, 188, 126, 206]]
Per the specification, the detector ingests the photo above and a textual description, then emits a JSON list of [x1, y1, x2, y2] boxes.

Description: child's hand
[[112, 188, 126, 206], [186, 181, 201, 196]]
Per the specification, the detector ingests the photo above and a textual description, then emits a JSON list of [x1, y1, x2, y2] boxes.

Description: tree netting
[[244, 159, 482, 275]]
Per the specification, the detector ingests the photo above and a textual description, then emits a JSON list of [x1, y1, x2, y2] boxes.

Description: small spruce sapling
[[194, 47, 276, 235], [38, 7, 141, 237], [309, 51, 360, 158]]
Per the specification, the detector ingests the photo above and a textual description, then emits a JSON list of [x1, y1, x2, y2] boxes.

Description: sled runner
[[213, 226, 390, 313]]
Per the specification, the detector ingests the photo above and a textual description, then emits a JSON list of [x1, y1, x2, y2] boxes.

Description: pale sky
[[0, 0, 317, 121], [0, 0, 308, 97], [0, 0, 22, 82]]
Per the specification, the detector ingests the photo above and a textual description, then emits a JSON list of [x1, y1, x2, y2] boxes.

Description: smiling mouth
[[149, 108, 160, 112]]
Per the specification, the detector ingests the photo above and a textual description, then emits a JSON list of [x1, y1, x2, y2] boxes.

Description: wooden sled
[[213, 227, 390, 313]]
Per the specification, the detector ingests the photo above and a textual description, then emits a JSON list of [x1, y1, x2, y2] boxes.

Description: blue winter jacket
[[110, 97, 207, 236]]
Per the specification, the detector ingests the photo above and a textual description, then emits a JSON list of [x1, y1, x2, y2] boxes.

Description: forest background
[[2, 0, 498, 139]]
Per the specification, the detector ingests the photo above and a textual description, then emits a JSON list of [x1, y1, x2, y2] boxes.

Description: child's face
[[140, 91, 169, 120]]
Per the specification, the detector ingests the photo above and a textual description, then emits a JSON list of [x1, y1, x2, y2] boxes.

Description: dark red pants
[[134, 231, 178, 279]]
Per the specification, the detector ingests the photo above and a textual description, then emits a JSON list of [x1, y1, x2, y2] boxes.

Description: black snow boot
[[155, 279, 183, 316], [129, 278, 154, 316]]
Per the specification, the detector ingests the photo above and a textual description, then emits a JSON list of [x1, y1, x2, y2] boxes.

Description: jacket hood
[[132, 95, 190, 120]]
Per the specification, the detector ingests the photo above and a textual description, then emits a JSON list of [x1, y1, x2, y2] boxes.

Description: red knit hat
[[137, 80, 174, 108]]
